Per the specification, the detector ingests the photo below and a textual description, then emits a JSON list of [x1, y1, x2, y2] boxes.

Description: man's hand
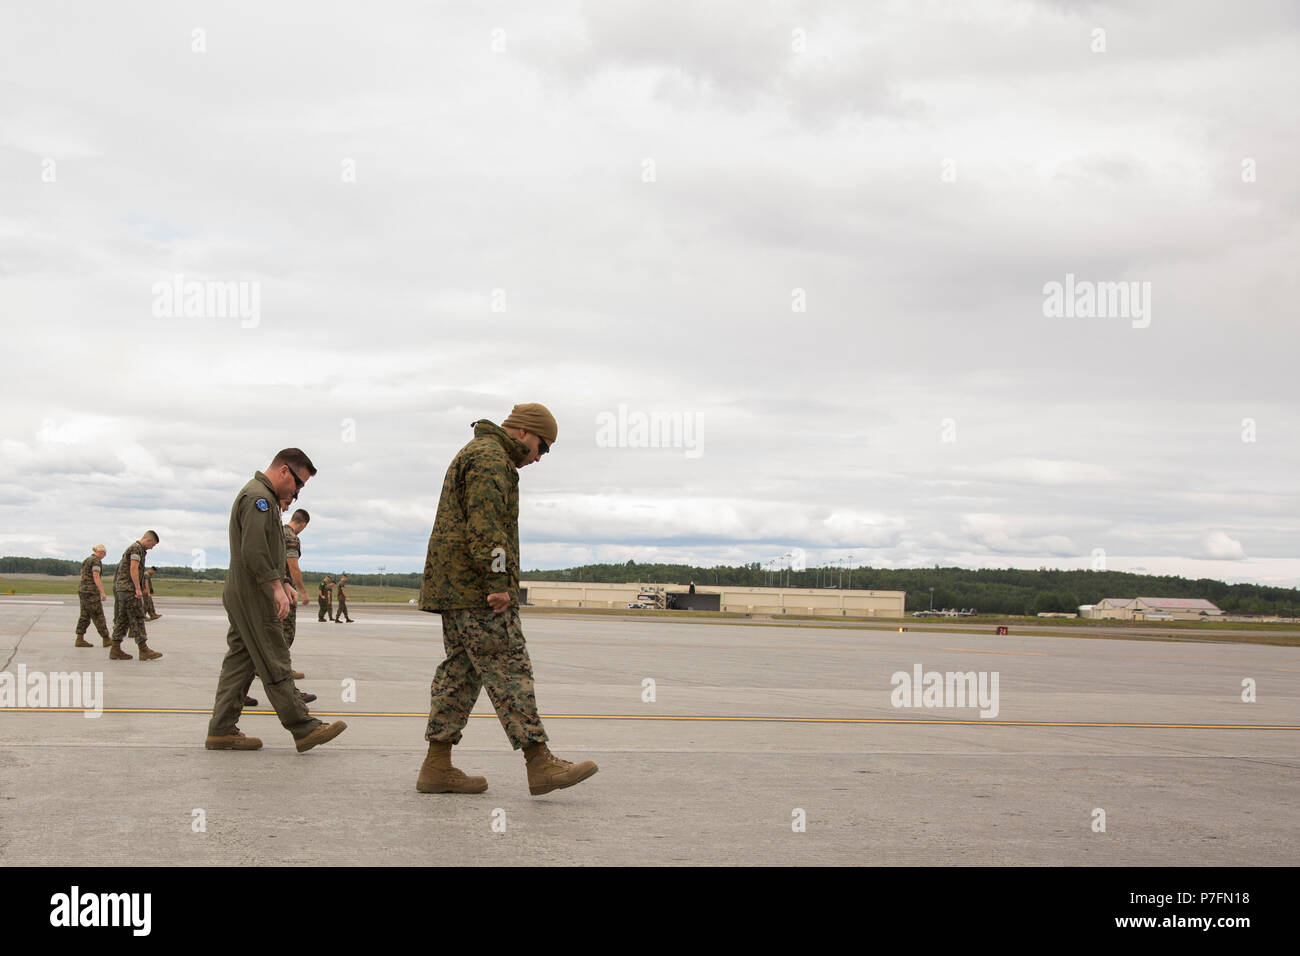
[[486, 592, 510, 614], [300, 593, 311, 605], [285, 585, 298, 604], [274, 586, 290, 621], [99, 593, 106, 603], [135, 588, 142, 599]]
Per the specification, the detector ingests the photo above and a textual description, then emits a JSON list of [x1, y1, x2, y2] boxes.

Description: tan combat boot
[[138, 641, 163, 661], [292, 669, 305, 679], [109, 642, 133, 660], [75, 637, 93, 647], [102, 636, 111, 647], [205, 731, 263, 751], [295, 720, 348, 753], [524, 743, 598, 796], [417, 741, 488, 794]]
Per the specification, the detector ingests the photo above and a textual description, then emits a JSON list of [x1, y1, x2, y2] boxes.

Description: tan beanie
[[501, 403, 558, 445]]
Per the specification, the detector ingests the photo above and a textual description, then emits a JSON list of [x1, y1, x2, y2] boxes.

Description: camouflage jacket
[[78, 555, 102, 595], [114, 541, 146, 593], [282, 524, 301, 584], [420, 420, 527, 611]]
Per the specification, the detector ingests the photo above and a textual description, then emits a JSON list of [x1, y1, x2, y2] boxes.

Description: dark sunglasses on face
[[537, 437, 549, 455]]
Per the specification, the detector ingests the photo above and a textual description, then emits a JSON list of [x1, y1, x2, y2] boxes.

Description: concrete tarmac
[[1, 597, 1297, 865]]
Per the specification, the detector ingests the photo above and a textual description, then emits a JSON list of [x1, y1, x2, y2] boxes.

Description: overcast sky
[[2, 1, 1297, 587]]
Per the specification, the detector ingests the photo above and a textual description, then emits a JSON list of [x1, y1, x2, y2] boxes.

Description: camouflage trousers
[[110, 592, 148, 645], [426, 608, 547, 750], [284, 599, 296, 647], [318, 597, 332, 622], [76, 592, 109, 640], [336, 597, 352, 622], [142, 592, 156, 616]]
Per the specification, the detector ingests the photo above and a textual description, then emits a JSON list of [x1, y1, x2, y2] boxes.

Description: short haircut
[[271, 448, 318, 477], [291, 509, 310, 524], [144, 530, 160, 543]]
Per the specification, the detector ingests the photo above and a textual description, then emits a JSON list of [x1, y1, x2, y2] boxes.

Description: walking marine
[[417, 403, 598, 796], [318, 575, 334, 621], [110, 532, 162, 661], [141, 566, 161, 620], [335, 573, 353, 622], [74, 545, 110, 647], [280, 499, 315, 704]]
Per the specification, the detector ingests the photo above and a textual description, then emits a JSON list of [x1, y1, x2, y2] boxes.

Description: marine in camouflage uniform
[[279, 506, 316, 703], [141, 567, 159, 619], [420, 420, 542, 748], [335, 574, 353, 622], [417, 408, 597, 797], [318, 576, 333, 622], [282, 522, 301, 647], [110, 534, 160, 658], [75, 547, 110, 646]]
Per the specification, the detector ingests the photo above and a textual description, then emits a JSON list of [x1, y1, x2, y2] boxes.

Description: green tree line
[[0, 556, 420, 589], [6, 555, 1297, 615]]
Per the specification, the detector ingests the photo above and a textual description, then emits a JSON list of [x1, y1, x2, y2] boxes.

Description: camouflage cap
[[501, 403, 557, 445]]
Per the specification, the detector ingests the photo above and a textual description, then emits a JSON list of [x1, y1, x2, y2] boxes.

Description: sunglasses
[[287, 466, 306, 492], [537, 436, 549, 456]]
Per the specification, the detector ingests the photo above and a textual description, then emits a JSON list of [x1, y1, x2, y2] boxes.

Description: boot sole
[[295, 721, 348, 753], [529, 764, 599, 796], [205, 739, 263, 751], [416, 779, 489, 794]]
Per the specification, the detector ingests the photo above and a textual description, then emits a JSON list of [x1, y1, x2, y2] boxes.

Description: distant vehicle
[[627, 586, 667, 610], [913, 608, 977, 618]]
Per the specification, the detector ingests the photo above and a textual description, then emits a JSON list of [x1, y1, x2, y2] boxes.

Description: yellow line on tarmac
[[938, 648, 1051, 656], [0, 707, 1297, 730]]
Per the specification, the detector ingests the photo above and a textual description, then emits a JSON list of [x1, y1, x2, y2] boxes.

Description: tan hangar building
[[519, 580, 906, 618]]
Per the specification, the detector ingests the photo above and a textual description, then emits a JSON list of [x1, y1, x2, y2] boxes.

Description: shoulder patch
[[255, 498, 270, 512]]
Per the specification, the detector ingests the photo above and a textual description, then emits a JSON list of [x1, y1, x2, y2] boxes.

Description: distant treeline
[[0, 556, 421, 589], [6, 555, 1296, 615], [521, 561, 1300, 616]]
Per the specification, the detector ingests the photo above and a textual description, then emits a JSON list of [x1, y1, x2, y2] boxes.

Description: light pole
[[846, 554, 853, 590], [929, 587, 934, 611], [378, 565, 385, 595]]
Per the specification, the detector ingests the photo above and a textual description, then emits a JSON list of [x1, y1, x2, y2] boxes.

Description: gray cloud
[[1, 0, 1296, 587]]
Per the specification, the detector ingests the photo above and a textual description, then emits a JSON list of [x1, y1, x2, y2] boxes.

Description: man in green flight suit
[[74, 545, 110, 647], [417, 403, 598, 796], [204, 448, 346, 753]]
